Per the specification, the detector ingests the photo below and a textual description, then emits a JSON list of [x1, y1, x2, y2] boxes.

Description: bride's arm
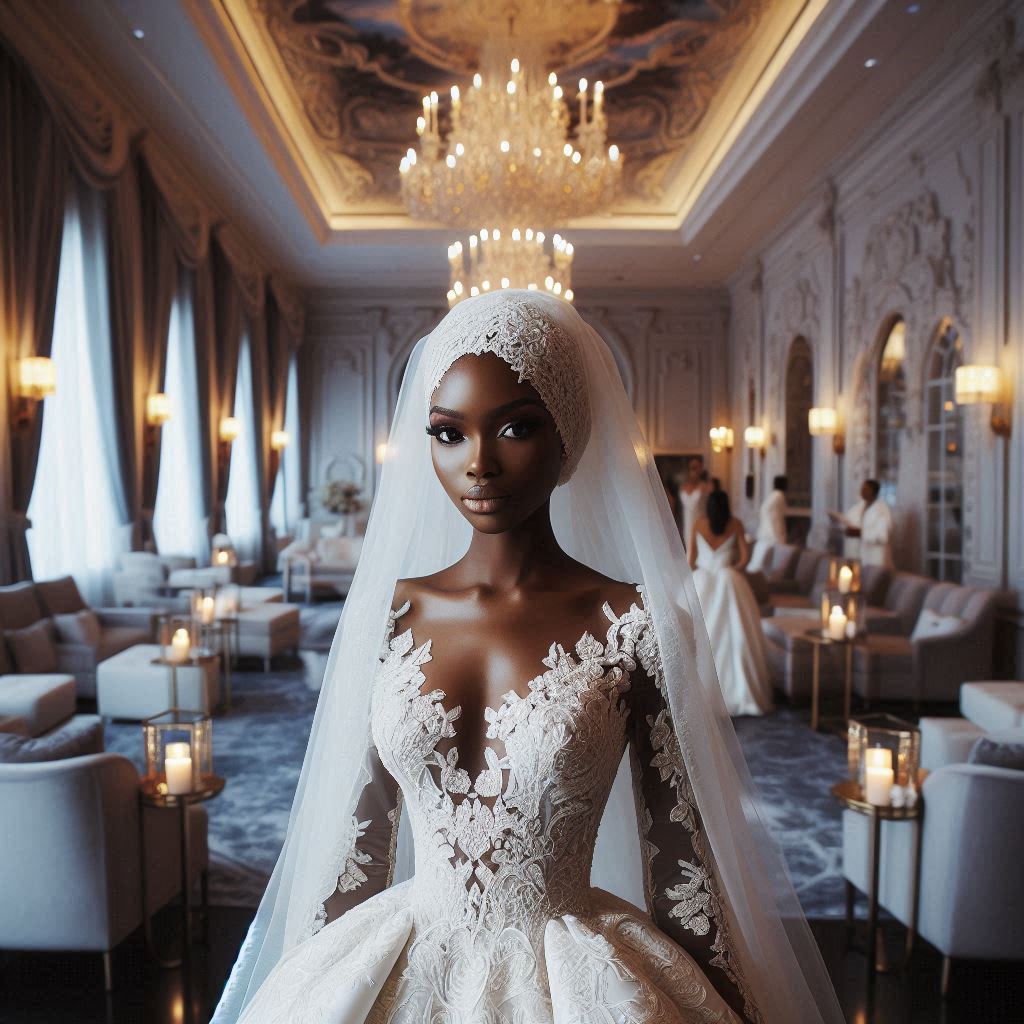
[[627, 630, 759, 1023], [733, 521, 751, 572]]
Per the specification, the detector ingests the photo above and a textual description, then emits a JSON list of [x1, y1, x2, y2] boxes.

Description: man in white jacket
[[834, 479, 894, 568], [747, 476, 788, 572]]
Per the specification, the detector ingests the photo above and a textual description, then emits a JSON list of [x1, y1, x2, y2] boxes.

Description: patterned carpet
[[105, 641, 849, 917]]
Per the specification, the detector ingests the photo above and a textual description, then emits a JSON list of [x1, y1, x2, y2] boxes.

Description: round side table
[[138, 775, 225, 972], [803, 630, 856, 731], [831, 779, 923, 984]]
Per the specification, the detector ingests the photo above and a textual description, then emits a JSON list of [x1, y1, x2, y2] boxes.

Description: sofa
[[920, 681, 1024, 770], [0, 752, 208, 989], [842, 733, 1024, 996], [112, 552, 196, 609]]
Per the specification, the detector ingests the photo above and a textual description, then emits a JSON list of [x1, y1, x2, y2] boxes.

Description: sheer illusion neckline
[[386, 586, 645, 719]]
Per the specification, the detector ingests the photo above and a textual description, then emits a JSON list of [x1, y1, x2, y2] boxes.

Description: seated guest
[[748, 475, 788, 572], [829, 478, 893, 568]]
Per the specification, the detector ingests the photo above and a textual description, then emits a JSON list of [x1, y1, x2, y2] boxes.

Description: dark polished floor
[[2, 906, 1021, 1024]]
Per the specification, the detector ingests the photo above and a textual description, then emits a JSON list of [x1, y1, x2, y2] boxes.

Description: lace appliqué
[[422, 292, 591, 483]]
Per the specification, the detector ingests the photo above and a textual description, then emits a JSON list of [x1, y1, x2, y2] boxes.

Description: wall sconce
[[270, 429, 290, 451], [743, 426, 767, 458], [219, 416, 241, 443], [709, 426, 734, 454], [375, 442, 390, 464], [145, 393, 172, 427], [808, 406, 845, 454], [12, 356, 56, 429], [955, 364, 1010, 437]]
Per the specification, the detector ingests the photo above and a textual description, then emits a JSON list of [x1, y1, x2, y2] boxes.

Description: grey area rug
[[106, 654, 848, 918]]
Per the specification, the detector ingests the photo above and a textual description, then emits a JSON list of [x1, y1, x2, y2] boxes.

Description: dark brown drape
[[0, 43, 68, 582]]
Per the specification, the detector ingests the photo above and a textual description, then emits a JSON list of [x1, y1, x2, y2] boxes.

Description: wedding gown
[[236, 587, 757, 1023], [691, 535, 772, 718]]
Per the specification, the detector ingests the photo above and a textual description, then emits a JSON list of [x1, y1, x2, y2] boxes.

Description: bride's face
[[427, 352, 565, 534]]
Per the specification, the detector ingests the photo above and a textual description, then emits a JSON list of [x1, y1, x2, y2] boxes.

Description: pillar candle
[[838, 565, 853, 594], [828, 605, 847, 641], [165, 741, 193, 795], [864, 747, 893, 806], [168, 628, 190, 663], [200, 596, 215, 625]]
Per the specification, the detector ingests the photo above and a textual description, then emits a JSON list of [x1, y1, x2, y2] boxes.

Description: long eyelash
[[425, 424, 461, 443], [424, 425, 445, 437]]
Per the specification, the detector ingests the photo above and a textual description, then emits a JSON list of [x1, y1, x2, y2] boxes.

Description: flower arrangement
[[318, 478, 364, 516]]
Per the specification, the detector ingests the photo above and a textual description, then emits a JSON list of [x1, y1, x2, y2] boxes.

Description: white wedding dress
[[236, 588, 757, 1023], [691, 535, 772, 718]]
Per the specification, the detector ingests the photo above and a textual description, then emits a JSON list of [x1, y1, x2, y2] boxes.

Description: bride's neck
[[459, 503, 568, 590]]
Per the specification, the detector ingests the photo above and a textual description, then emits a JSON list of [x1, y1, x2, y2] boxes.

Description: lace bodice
[[695, 533, 737, 572], [318, 587, 759, 1023]]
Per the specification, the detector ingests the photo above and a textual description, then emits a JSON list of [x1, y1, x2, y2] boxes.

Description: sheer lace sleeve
[[320, 604, 405, 929], [627, 604, 761, 1024]]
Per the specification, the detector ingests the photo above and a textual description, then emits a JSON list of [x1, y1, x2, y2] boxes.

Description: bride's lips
[[462, 487, 511, 515]]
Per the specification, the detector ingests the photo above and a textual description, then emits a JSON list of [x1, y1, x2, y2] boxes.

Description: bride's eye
[[498, 419, 537, 440], [425, 424, 464, 445]]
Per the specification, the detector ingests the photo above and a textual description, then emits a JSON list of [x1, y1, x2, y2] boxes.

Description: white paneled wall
[[727, 3, 1024, 671]]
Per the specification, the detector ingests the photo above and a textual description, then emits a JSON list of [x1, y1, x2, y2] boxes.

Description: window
[[784, 336, 813, 508], [270, 355, 301, 537], [27, 179, 125, 604], [924, 321, 964, 582], [224, 332, 262, 562], [153, 270, 208, 559], [876, 317, 907, 507]]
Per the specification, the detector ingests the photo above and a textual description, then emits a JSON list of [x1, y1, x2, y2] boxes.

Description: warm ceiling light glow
[[16, 357, 56, 400], [145, 393, 172, 426], [709, 426, 734, 453], [219, 416, 241, 443], [808, 407, 839, 435], [743, 426, 766, 449], [271, 429, 290, 450], [954, 364, 1002, 405]]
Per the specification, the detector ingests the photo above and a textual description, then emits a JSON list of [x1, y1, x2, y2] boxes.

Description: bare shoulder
[[558, 560, 640, 619], [391, 569, 452, 618]]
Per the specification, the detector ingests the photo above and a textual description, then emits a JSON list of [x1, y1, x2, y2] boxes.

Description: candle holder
[[142, 709, 214, 797], [847, 712, 920, 790], [827, 556, 862, 595], [820, 590, 854, 640], [214, 582, 241, 620], [159, 615, 193, 663], [189, 586, 219, 655], [843, 592, 868, 639], [211, 542, 237, 570]]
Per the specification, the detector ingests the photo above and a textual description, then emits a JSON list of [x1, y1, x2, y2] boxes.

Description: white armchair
[[0, 753, 208, 989], [279, 519, 364, 601]]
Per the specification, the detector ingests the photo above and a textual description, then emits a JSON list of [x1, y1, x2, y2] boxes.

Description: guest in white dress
[[689, 489, 773, 717], [677, 456, 710, 552], [830, 478, 894, 568], [747, 475, 788, 573]]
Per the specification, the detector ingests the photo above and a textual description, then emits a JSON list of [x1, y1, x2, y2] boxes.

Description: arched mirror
[[784, 336, 813, 508], [925, 320, 964, 582], [876, 317, 907, 506]]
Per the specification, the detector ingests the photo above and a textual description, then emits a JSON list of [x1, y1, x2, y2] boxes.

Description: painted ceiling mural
[[253, 0, 768, 207]]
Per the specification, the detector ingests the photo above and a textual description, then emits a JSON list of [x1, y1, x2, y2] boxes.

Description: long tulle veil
[[213, 291, 844, 1023]]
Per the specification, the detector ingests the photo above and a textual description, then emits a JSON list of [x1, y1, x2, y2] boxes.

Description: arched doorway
[[876, 317, 907, 508]]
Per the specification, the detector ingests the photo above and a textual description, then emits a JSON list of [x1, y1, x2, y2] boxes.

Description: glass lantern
[[158, 614, 194, 663], [843, 592, 868, 639], [847, 712, 920, 789], [211, 542, 237, 570], [189, 586, 219, 654], [214, 582, 241, 620], [827, 556, 862, 595], [819, 591, 857, 640], [142, 709, 214, 796]]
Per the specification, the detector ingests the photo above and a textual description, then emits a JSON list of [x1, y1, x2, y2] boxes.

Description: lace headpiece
[[423, 291, 592, 483]]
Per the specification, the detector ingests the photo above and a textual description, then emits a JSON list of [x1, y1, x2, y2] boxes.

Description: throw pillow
[[5, 619, 59, 674], [52, 609, 102, 647], [910, 608, 963, 643], [967, 730, 1024, 772], [34, 576, 86, 616]]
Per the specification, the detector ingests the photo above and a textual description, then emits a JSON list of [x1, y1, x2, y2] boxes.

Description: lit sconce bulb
[[473, 72, 482, 88], [545, 275, 554, 289], [271, 429, 290, 450], [454, 240, 463, 253], [511, 57, 520, 74], [453, 280, 464, 295], [407, 148, 417, 164], [469, 234, 478, 247], [608, 144, 620, 161], [553, 233, 562, 245], [422, 95, 429, 114], [525, 228, 534, 240], [565, 242, 574, 256], [450, 84, 460, 103], [445, 154, 456, 168], [447, 289, 456, 305], [470, 286, 479, 296], [399, 158, 409, 174], [416, 115, 425, 135], [548, 71, 557, 86], [455, 142, 465, 156], [512, 227, 521, 241], [482, 280, 490, 290], [553, 282, 562, 294], [500, 140, 510, 152], [501, 276, 510, 288], [571, 151, 581, 164], [563, 142, 573, 156], [480, 228, 489, 240], [595, 80, 604, 95], [564, 288, 574, 301], [493, 228, 501, 240], [429, 90, 438, 106], [219, 416, 240, 443], [533, 147, 542, 157], [527, 282, 538, 290], [536, 231, 545, 243], [553, 85, 563, 100], [507, 80, 516, 95], [579, 77, 588, 93]]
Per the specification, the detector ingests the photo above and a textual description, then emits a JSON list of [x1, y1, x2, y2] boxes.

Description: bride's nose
[[466, 437, 499, 479]]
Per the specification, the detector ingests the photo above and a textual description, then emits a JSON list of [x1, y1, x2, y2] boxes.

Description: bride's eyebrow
[[428, 405, 463, 419], [428, 397, 546, 421]]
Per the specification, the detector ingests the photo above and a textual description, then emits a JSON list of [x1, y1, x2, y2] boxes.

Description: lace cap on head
[[423, 291, 592, 484]]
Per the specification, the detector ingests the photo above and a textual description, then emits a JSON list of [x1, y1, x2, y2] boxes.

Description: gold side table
[[803, 629, 855, 731], [832, 779, 923, 987]]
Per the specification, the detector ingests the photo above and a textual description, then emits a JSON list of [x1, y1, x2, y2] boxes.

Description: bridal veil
[[212, 291, 844, 1023]]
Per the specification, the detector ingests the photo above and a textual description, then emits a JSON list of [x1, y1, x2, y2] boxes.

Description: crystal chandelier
[[398, 37, 622, 305]]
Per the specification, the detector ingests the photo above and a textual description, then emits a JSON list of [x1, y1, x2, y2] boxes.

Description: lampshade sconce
[[955, 365, 1011, 437], [219, 416, 241, 444], [270, 429, 290, 451], [743, 426, 767, 459], [808, 406, 845, 455], [145, 393, 172, 428], [11, 356, 56, 429], [709, 426, 734, 454]]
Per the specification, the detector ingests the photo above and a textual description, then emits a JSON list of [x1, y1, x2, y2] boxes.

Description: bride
[[688, 490, 773, 717], [212, 292, 842, 1023]]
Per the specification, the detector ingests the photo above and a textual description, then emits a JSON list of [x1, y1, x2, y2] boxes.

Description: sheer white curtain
[[27, 177, 125, 603], [225, 332, 262, 561], [153, 270, 207, 559], [270, 355, 301, 537]]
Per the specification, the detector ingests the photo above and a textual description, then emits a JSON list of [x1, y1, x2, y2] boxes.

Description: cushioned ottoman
[[961, 682, 1024, 732], [0, 715, 29, 736], [97, 644, 221, 720], [0, 674, 76, 736], [0, 713, 104, 763], [919, 717, 985, 771], [234, 604, 301, 671], [237, 586, 283, 605]]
